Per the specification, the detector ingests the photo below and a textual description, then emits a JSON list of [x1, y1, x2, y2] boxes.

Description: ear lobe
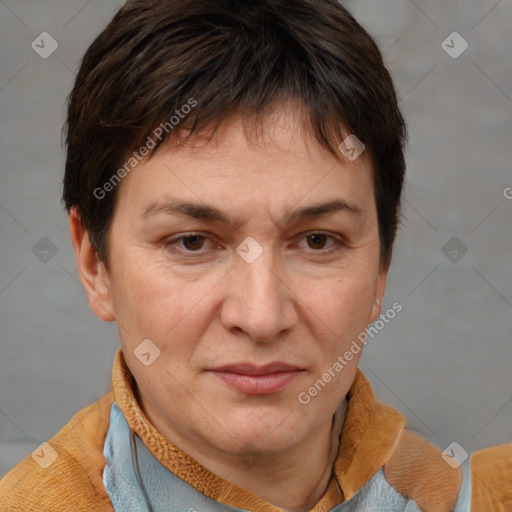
[[69, 207, 115, 322]]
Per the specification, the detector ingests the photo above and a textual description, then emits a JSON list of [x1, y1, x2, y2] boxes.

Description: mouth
[[207, 362, 304, 395]]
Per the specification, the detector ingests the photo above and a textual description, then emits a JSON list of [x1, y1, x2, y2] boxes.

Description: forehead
[[115, 104, 376, 226]]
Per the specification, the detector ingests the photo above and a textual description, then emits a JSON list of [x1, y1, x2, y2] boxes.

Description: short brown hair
[[62, 0, 407, 268]]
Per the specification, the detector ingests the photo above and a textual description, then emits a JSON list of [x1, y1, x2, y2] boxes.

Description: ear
[[69, 207, 115, 322], [368, 266, 388, 325]]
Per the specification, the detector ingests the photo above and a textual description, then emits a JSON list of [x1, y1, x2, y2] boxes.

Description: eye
[[180, 234, 207, 251], [166, 233, 212, 252], [306, 233, 330, 250], [298, 232, 346, 253]]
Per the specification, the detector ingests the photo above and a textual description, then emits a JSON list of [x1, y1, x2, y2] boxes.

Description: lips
[[212, 362, 301, 376], [208, 362, 303, 395]]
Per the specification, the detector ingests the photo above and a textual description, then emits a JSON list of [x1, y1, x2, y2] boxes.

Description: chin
[[212, 429, 299, 460], [209, 409, 306, 454]]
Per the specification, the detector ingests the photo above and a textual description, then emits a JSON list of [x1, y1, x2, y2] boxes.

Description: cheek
[[109, 255, 212, 346], [296, 269, 376, 339]]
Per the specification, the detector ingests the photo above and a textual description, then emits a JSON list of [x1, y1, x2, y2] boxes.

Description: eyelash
[[164, 232, 347, 256]]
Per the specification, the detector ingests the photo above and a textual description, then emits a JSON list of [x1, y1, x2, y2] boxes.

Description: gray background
[[1, 0, 511, 479]]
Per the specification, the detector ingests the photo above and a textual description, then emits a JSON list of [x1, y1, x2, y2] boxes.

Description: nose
[[220, 244, 297, 342]]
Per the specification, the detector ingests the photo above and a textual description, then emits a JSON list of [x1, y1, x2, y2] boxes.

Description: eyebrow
[[139, 198, 365, 228]]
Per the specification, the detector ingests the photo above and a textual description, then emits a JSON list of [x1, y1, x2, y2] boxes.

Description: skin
[[70, 104, 387, 511]]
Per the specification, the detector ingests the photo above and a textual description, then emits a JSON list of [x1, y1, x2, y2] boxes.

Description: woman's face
[[89, 105, 387, 462]]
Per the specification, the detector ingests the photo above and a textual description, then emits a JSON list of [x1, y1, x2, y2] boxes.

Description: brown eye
[[181, 235, 206, 251], [297, 232, 346, 255], [307, 233, 328, 250]]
